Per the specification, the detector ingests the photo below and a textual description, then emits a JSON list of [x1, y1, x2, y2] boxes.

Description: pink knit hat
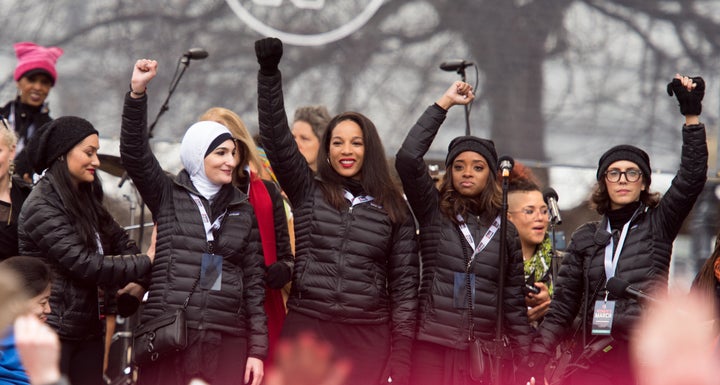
[[13, 42, 64, 85]]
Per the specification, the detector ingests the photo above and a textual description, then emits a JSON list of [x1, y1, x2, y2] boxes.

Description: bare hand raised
[[130, 59, 158, 97], [436, 81, 475, 110]]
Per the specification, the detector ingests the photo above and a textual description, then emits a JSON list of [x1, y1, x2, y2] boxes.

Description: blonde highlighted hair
[[0, 118, 18, 149]]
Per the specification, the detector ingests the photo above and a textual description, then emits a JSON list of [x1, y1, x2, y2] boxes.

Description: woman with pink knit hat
[[0, 41, 63, 182]]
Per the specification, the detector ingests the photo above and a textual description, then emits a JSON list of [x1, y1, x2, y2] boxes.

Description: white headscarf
[[180, 120, 233, 201]]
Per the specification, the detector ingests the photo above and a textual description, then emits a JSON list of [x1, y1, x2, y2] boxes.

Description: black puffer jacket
[[18, 173, 151, 340], [532, 123, 708, 356], [0, 98, 52, 178], [121, 93, 268, 359], [0, 175, 32, 260], [257, 71, 419, 340], [395, 104, 531, 354]]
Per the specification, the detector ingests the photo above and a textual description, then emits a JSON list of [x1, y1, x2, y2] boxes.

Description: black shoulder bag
[[132, 274, 200, 366]]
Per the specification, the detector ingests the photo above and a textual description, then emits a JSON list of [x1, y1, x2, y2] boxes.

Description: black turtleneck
[[606, 201, 641, 231], [342, 178, 365, 197]]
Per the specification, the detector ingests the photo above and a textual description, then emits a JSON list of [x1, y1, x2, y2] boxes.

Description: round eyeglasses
[[508, 207, 549, 219], [605, 169, 642, 183]]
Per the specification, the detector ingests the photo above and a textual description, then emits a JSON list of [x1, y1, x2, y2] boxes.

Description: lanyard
[[343, 190, 375, 207], [603, 219, 631, 283], [457, 214, 501, 271], [189, 193, 227, 242]]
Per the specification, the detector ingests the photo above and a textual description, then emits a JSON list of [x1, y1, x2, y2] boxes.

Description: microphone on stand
[[439, 59, 474, 135], [498, 155, 514, 178], [182, 48, 209, 60], [439, 59, 474, 72], [543, 187, 562, 225]]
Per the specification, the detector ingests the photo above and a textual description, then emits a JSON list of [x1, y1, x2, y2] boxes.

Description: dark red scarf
[[247, 172, 286, 366]]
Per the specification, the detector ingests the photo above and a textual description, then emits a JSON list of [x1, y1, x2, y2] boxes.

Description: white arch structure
[[224, 0, 385, 46]]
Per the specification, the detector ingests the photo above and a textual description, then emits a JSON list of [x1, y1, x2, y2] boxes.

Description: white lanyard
[[189, 193, 226, 242], [457, 214, 501, 271], [603, 219, 631, 283], [343, 190, 375, 207]]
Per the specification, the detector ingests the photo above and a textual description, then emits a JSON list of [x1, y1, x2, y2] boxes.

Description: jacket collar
[[593, 202, 648, 246]]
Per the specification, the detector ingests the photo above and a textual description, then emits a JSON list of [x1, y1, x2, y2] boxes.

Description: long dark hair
[[439, 164, 502, 225], [316, 112, 407, 223], [589, 178, 660, 215], [46, 158, 113, 251], [692, 232, 720, 299]]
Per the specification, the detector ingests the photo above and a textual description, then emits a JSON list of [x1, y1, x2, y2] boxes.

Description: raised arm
[[255, 38, 314, 208], [395, 81, 474, 221], [656, 74, 708, 240], [120, 59, 173, 216]]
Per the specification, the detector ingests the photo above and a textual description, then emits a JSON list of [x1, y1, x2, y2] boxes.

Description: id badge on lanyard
[[592, 219, 630, 335], [452, 215, 500, 310], [190, 193, 226, 291]]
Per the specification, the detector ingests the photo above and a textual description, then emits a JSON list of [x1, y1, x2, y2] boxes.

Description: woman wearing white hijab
[[120, 59, 267, 385]]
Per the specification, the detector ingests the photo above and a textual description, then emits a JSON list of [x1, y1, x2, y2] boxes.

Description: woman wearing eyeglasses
[[505, 164, 552, 328], [526, 74, 709, 385]]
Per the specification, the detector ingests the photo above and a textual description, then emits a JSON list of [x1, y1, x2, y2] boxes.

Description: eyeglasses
[[605, 169, 642, 183], [508, 207, 549, 219]]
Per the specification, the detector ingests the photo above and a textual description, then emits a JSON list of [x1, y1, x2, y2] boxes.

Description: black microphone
[[439, 59, 474, 72], [543, 187, 563, 225], [606, 277, 658, 304], [498, 155, 514, 177], [117, 293, 141, 317], [183, 48, 208, 60]]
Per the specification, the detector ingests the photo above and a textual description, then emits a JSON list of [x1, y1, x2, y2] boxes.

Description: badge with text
[[591, 300, 615, 335], [200, 253, 223, 291], [453, 272, 475, 309]]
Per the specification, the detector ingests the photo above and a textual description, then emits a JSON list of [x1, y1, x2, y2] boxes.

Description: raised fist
[[255, 37, 283, 76], [667, 75, 704, 116]]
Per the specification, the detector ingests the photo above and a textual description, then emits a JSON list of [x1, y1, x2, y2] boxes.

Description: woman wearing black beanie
[[527, 74, 709, 385], [17, 116, 153, 385], [395, 81, 531, 385]]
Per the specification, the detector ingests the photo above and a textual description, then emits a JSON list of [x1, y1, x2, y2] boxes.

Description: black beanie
[[27, 116, 99, 173], [596, 144, 651, 184], [445, 136, 498, 172]]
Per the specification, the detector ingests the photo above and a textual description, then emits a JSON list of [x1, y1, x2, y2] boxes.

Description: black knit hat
[[596, 144, 651, 184], [445, 136, 498, 172], [27, 116, 98, 173]]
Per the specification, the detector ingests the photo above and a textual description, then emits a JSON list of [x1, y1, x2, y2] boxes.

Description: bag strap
[[182, 272, 201, 310]]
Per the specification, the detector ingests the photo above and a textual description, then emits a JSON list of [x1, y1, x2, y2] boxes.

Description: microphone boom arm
[[148, 55, 193, 139]]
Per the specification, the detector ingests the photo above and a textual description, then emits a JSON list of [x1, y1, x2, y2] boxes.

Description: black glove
[[266, 261, 292, 289], [522, 352, 549, 385], [255, 37, 283, 76], [667, 76, 705, 116], [380, 335, 412, 385]]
